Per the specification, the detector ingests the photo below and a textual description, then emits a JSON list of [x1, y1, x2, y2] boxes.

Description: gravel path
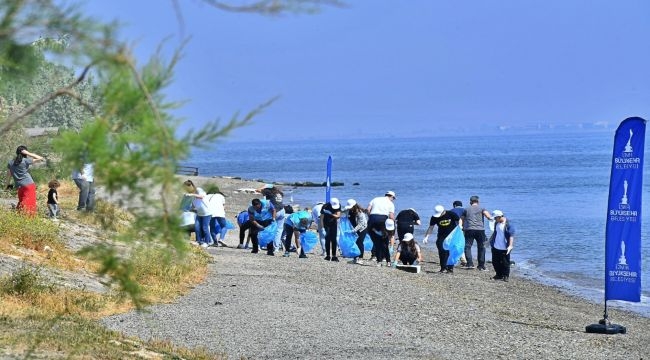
[[101, 242, 650, 359]]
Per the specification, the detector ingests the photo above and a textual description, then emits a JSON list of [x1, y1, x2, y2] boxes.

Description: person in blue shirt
[[283, 210, 313, 258], [247, 198, 276, 254]]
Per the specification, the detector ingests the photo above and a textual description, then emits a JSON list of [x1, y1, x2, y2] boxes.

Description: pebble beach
[[101, 176, 650, 359]]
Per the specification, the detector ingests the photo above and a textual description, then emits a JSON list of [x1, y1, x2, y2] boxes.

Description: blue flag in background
[[605, 117, 646, 302], [443, 226, 465, 266], [326, 156, 332, 203]]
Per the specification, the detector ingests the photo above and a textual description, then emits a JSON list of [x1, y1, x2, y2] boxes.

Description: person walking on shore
[[71, 163, 95, 212], [320, 197, 341, 261], [248, 198, 276, 254], [423, 204, 460, 273], [462, 195, 493, 270], [7, 146, 44, 216], [489, 210, 516, 282], [395, 207, 420, 241], [345, 199, 368, 264]]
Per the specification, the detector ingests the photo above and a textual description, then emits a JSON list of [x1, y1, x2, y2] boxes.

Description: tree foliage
[[1, 0, 336, 307]]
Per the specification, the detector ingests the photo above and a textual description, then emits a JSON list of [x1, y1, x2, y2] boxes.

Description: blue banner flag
[[605, 117, 646, 302], [325, 156, 332, 203]]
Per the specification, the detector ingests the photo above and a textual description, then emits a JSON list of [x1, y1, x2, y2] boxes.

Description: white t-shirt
[[205, 193, 226, 217], [493, 222, 507, 250], [312, 203, 324, 226], [192, 187, 210, 216], [368, 196, 395, 216]]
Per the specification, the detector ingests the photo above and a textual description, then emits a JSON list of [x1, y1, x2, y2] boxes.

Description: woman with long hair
[[7, 145, 44, 216], [345, 199, 368, 265], [393, 233, 423, 266]]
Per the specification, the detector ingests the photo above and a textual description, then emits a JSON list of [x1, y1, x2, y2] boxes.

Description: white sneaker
[[200, 243, 209, 248], [355, 258, 364, 265]]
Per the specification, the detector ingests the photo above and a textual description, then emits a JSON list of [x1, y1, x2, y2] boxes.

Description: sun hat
[[344, 199, 357, 210], [385, 219, 395, 231], [433, 205, 445, 218], [385, 191, 396, 198], [492, 210, 504, 218], [330, 198, 341, 210], [402, 233, 414, 242]]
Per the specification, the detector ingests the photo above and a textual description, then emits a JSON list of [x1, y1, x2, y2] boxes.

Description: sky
[[81, 0, 650, 141]]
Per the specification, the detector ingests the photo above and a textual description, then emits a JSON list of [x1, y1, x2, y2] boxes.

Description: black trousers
[[249, 219, 272, 253], [491, 247, 511, 277], [355, 228, 368, 259]]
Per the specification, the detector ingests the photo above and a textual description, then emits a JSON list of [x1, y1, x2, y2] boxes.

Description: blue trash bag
[[258, 222, 278, 248], [363, 234, 373, 251], [443, 226, 465, 266], [300, 231, 319, 253]]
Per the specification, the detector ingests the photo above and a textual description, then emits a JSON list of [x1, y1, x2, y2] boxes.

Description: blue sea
[[188, 132, 650, 317]]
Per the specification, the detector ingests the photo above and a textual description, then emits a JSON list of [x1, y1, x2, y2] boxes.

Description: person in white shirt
[[205, 190, 227, 246], [367, 191, 396, 261]]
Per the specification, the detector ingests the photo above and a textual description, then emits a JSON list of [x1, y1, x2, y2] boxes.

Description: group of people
[[6, 145, 95, 218], [228, 188, 516, 282]]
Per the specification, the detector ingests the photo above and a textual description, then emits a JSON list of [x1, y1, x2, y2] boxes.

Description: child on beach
[[393, 233, 423, 266], [47, 179, 60, 219]]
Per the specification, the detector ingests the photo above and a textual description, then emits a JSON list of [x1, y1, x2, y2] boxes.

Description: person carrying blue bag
[[344, 199, 369, 265], [283, 210, 313, 258], [247, 198, 275, 254]]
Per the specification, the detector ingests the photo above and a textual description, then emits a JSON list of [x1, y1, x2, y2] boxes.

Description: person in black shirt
[[320, 198, 341, 261], [395, 208, 421, 241], [423, 204, 460, 273]]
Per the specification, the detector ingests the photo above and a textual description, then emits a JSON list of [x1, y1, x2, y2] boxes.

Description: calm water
[[188, 132, 650, 317]]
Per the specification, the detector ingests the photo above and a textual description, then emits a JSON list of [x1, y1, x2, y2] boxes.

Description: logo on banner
[[614, 130, 641, 170]]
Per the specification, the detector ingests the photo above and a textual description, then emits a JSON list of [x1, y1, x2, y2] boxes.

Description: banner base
[[585, 319, 626, 334]]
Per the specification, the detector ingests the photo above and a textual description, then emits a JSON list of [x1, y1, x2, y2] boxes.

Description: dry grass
[[0, 180, 221, 358]]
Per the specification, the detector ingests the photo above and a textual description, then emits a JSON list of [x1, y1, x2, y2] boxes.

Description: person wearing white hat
[[320, 197, 342, 261], [344, 199, 369, 264], [392, 233, 423, 267], [488, 210, 516, 282], [423, 204, 461, 273]]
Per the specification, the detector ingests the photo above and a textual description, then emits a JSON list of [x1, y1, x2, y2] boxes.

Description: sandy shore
[[102, 176, 650, 359]]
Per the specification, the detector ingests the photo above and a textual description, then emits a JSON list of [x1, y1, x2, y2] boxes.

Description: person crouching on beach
[[345, 199, 368, 265], [248, 198, 276, 254], [283, 210, 312, 258], [320, 198, 341, 261], [393, 233, 423, 266], [7, 145, 44, 216], [488, 210, 516, 282], [184, 180, 211, 248], [47, 179, 60, 219]]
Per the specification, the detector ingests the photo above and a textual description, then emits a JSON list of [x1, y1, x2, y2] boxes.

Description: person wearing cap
[[423, 204, 461, 273], [449, 201, 467, 266], [283, 210, 312, 258], [395, 208, 421, 241], [392, 233, 423, 266], [320, 198, 342, 261], [257, 184, 286, 256], [367, 191, 396, 261], [488, 210, 516, 282], [461, 195, 494, 271], [344, 199, 369, 265], [312, 201, 326, 256]]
